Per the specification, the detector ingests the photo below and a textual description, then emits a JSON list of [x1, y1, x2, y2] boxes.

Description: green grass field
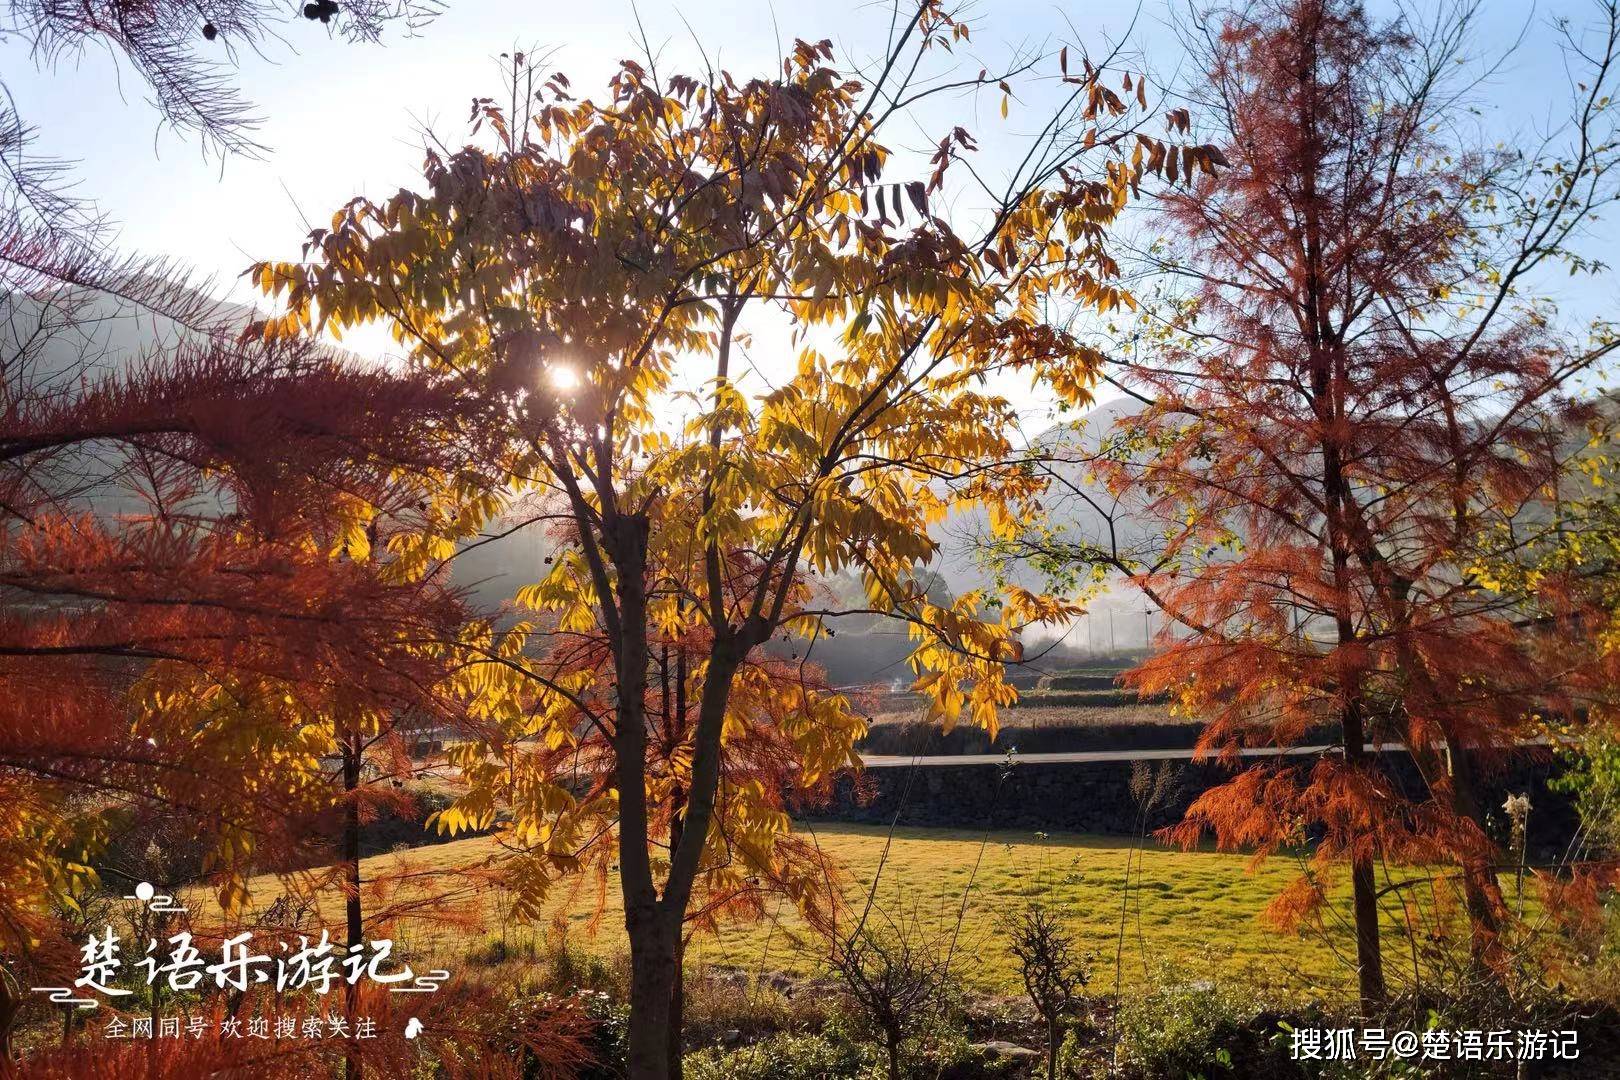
[[227, 824, 1417, 1001], [677, 824, 1366, 999]]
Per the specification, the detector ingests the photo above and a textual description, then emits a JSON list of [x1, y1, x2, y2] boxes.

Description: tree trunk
[[1321, 486, 1387, 1009], [623, 299, 753, 1078], [669, 648, 689, 1080], [606, 512, 679, 1080], [607, 509, 748, 1078], [631, 641, 743, 1077], [668, 932, 686, 1080], [1297, 2, 1386, 1008], [1444, 739, 1505, 967], [1340, 699, 1387, 1012], [667, 803, 686, 1080], [1328, 566, 1393, 1016], [343, 732, 363, 1080], [624, 910, 680, 1078], [1348, 841, 1385, 1012], [1047, 1016, 1059, 1080]]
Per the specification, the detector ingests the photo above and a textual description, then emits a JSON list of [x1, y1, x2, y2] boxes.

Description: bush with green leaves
[[684, 1031, 869, 1080], [1109, 977, 1297, 1080], [682, 1005, 995, 1080]]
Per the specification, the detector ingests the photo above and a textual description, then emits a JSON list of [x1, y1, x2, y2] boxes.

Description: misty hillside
[[0, 283, 574, 613], [17, 288, 1601, 688], [1, 284, 253, 519], [0, 283, 1163, 685]]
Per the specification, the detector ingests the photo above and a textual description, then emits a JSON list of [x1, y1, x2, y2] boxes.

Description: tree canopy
[[251, 7, 1216, 1071]]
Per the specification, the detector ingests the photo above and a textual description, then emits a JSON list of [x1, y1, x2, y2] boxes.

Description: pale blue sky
[[7, 0, 1134, 288], [4, 0, 1616, 423]]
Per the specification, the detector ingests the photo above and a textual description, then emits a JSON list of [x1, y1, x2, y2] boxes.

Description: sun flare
[[547, 364, 581, 392]]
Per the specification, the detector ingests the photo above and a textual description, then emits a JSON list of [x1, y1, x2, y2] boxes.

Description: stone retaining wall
[[809, 754, 1579, 857]]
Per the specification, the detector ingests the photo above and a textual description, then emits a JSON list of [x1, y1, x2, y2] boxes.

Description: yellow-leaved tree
[[252, 6, 1206, 1073]]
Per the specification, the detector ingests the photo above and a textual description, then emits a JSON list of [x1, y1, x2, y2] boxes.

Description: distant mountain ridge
[[0, 284, 1154, 683], [21, 289, 1603, 688]]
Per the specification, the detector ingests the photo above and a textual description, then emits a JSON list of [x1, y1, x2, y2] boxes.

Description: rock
[[705, 968, 749, 991], [975, 1041, 1042, 1065], [721, 1029, 742, 1046]]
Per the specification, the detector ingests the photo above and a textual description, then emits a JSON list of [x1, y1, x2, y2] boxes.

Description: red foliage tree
[[0, 324, 500, 1062], [1, 0, 475, 1064], [1061, 0, 1620, 1008]]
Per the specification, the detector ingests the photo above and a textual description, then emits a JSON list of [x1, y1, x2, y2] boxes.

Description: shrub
[[1008, 903, 1090, 1080], [684, 1030, 867, 1080], [680, 969, 834, 1048], [830, 910, 951, 1080], [432, 987, 611, 1080], [1109, 978, 1297, 1080], [467, 934, 538, 967], [540, 940, 626, 997], [683, 1020, 992, 1080]]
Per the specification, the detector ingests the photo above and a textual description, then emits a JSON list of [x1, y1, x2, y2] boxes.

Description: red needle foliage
[[1093, 0, 1620, 1006], [0, 327, 496, 977]]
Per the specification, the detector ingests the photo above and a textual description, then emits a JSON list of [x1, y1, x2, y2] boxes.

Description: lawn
[[223, 824, 1412, 1001], [679, 824, 1367, 999]]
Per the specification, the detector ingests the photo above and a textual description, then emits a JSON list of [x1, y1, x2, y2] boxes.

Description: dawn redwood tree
[[1036, 0, 1620, 1007], [0, 324, 515, 1074], [0, 326, 500, 1059], [251, 5, 1214, 1071], [0, 0, 485, 1068]]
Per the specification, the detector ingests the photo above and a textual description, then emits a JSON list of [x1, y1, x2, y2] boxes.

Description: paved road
[[859, 743, 1409, 768]]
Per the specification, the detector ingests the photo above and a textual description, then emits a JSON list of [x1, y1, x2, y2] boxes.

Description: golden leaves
[[227, 32, 1214, 944]]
